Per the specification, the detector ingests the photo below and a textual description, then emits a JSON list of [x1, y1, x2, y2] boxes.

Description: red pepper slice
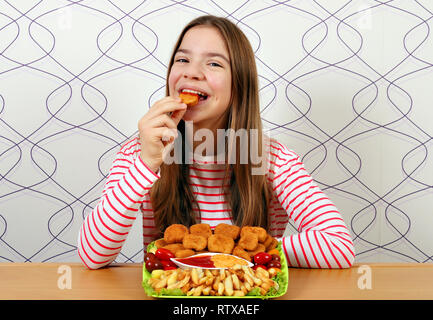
[[160, 259, 177, 269], [163, 266, 178, 271], [155, 248, 175, 261]]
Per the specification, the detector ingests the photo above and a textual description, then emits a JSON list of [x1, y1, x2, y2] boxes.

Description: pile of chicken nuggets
[[155, 223, 279, 261]]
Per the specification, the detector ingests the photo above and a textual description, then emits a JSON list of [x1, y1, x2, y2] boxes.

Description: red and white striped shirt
[[77, 137, 355, 269]]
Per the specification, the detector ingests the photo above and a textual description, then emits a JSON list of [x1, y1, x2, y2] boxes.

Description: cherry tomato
[[267, 260, 281, 269], [155, 248, 175, 261], [160, 259, 177, 269], [253, 252, 272, 265], [145, 258, 163, 272], [252, 264, 268, 271], [144, 252, 156, 263], [270, 254, 281, 262]]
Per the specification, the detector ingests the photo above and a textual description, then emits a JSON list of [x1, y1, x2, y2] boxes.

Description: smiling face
[[168, 25, 232, 132]]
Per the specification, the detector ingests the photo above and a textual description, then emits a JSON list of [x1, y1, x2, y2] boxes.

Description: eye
[[209, 62, 222, 67], [175, 58, 188, 63]]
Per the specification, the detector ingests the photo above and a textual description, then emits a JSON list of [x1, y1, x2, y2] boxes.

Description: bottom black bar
[[2, 299, 432, 319]]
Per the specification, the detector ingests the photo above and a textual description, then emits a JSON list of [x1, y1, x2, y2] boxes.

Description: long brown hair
[[150, 15, 271, 236]]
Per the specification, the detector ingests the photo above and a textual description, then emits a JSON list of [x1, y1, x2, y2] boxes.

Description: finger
[[149, 96, 179, 109], [147, 97, 185, 118], [153, 113, 178, 130], [170, 106, 187, 126], [152, 127, 178, 145], [162, 138, 176, 160]]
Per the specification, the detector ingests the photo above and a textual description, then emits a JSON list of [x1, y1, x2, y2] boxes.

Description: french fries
[[148, 264, 278, 296]]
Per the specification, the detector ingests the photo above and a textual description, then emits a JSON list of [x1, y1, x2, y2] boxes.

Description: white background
[[0, 0, 432, 264]]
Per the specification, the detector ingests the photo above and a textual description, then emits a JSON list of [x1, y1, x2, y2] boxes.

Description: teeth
[[181, 89, 207, 97]]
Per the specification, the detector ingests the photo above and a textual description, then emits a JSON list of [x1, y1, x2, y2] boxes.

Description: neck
[[188, 114, 229, 157]]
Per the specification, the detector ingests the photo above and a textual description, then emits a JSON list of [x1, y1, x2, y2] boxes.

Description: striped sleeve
[[269, 141, 355, 268], [77, 138, 160, 269]]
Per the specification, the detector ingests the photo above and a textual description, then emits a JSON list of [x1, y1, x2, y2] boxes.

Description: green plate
[[142, 242, 289, 299]]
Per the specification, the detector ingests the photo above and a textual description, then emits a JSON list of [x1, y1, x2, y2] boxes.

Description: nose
[[182, 62, 204, 80]]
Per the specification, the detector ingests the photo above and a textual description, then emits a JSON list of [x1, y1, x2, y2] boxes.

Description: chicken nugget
[[232, 246, 251, 262], [164, 224, 189, 244], [207, 234, 235, 254], [180, 92, 199, 107], [238, 232, 258, 251], [183, 234, 207, 251], [189, 223, 212, 239], [247, 243, 266, 257], [175, 249, 196, 258], [162, 243, 185, 254], [266, 237, 279, 251], [214, 223, 240, 240], [241, 226, 267, 242], [154, 238, 167, 248], [262, 234, 273, 248]]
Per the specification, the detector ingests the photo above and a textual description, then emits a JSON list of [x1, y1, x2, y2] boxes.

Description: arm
[[77, 138, 160, 269], [269, 142, 355, 268], [77, 97, 187, 269]]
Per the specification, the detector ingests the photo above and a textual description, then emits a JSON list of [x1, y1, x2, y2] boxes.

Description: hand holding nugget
[[137, 96, 187, 173]]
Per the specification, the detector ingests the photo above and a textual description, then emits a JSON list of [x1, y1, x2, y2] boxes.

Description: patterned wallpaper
[[0, 0, 432, 264]]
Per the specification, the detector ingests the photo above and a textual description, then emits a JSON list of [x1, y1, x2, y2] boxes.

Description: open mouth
[[180, 89, 208, 102]]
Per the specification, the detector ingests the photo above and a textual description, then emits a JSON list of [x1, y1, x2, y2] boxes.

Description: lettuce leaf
[[159, 288, 184, 296], [246, 287, 261, 296]]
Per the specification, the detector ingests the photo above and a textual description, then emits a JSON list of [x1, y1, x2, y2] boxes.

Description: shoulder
[[265, 136, 301, 168], [264, 137, 309, 187]]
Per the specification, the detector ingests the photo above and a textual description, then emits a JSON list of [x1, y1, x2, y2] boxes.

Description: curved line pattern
[[0, 0, 432, 263]]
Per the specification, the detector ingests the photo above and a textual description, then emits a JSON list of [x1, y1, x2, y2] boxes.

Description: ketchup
[[176, 255, 215, 268]]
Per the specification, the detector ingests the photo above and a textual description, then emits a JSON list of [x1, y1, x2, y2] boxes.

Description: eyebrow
[[175, 48, 230, 64]]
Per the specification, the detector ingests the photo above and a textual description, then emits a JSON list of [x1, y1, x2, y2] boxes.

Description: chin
[[182, 107, 202, 122]]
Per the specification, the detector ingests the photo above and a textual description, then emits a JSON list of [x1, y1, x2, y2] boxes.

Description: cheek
[[210, 76, 231, 102], [168, 69, 181, 95]]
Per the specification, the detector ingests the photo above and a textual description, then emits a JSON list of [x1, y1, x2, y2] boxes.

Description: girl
[[77, 15, 355, 269]]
